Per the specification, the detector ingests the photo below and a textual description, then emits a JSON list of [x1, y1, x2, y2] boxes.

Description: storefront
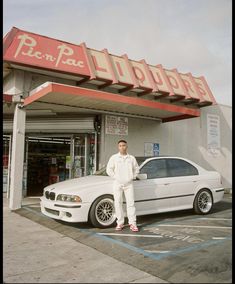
[[25, 133, 96, 196], [3, 119, 97, 196], [3, 27, 219, 209]]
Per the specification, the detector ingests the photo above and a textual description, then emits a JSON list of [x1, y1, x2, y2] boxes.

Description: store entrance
[[27, 137, 71, 196], [26, 133, 97, 196]]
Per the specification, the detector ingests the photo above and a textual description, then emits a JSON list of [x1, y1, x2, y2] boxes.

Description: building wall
[[4, 70, 231, 189], [100, 104, 232, 189]]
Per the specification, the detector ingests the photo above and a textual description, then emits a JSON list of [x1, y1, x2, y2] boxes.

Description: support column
[[9, 103, 26, 210]]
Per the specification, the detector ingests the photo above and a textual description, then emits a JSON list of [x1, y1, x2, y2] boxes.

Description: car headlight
[[56, 194, 82, 202]]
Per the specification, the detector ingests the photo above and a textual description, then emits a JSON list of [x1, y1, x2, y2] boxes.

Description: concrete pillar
[[9, 103, 26, 210]]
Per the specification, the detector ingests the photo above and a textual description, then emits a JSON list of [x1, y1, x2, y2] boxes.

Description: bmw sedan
[[40, 156, 224, 228]]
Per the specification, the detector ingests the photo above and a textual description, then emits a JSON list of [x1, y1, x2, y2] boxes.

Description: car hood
[[44, 175, 112, 194]]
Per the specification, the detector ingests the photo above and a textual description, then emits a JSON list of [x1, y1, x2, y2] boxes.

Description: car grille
[[45, 207, 59, 216], [45, 191, 55, 200]]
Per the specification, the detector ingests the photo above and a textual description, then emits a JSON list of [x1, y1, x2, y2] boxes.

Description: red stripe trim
[[162, 114, 199, 123], [24, 83, 200, 117], [24, 84, 53, 105]]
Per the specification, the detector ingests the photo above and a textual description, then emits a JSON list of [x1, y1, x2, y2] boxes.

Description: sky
[[3, 0, 232, 106]]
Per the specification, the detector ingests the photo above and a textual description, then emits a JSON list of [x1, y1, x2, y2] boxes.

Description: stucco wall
[[100, 104, 232, 189]]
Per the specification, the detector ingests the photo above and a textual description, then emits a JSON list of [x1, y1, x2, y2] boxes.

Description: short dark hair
[[118, 140, 127, 144]]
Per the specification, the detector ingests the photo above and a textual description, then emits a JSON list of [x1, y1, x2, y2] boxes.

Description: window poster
[[66, 156, 71, 169]]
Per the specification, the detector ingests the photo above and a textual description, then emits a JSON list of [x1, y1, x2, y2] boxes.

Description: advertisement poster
[[207, 114, 220, 156], [66, 156, 71, 169], [105, 115, 128, 135]]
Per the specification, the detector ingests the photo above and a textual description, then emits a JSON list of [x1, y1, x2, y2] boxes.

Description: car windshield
[[93, 156, 153, 176]]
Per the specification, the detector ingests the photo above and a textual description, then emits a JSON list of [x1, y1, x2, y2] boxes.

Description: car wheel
[[193, 189, 213, 214], [89, 195, 116, 228]]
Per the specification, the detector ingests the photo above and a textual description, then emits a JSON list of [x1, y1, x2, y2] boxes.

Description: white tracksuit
[[106, 153, 139, 226]]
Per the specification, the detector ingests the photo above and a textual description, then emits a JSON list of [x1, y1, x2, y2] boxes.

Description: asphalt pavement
[[3, 193, 169, 283]]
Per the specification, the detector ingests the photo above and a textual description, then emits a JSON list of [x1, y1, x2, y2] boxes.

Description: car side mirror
[[136, 173, 147, 180]]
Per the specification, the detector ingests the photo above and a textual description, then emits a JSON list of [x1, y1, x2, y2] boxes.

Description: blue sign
[[153, 143, 160, 156]]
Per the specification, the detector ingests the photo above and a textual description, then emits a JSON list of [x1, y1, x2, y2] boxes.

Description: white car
[[40, 156, 224, 228]]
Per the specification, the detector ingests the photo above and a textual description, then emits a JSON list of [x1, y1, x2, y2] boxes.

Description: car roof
[[136, 155, 177, 160], [136, 156, 191, 164]]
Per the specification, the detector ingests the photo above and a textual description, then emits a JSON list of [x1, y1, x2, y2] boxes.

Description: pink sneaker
[[115, 224, 124, 231], [130, 224, 139, 232]]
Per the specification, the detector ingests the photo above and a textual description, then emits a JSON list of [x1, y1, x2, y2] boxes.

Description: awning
[[23, 82, 200, 122]]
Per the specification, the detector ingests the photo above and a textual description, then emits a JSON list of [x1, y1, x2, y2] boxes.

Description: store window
[[26, 133, 97, 196], [26, 136, 71, 196], [72, 134, 96, 178]]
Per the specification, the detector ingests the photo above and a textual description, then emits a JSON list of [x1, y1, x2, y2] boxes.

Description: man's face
[[118, 142, 128, 154]]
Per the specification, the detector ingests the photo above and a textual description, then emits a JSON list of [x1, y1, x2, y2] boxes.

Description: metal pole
[[69, 136, 74, 179], [94, 132, 97, 172], [6, 135, 12, 199], [9, 103, 26, 210]]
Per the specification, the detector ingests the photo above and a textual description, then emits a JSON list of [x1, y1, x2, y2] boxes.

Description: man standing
[[106, 140, 139, 232]]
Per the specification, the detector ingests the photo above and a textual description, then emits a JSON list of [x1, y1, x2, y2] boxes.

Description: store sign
[[4, 27, 216, 106], [4, 29, 91, 77], [105, 115, 128, 136]]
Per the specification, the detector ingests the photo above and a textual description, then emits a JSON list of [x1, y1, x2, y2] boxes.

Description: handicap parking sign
[[153, 143, 159, 156]]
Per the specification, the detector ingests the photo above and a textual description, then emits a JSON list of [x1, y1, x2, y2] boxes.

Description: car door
[[134, 158, 172, 215], [165, 158, 200, 210]]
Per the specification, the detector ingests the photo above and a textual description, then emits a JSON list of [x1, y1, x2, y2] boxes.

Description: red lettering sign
[[3, 27, 216, 106], [4, 30, 91, 77]]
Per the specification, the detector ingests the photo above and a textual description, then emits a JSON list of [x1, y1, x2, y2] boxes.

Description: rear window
[[167, 159, 198, 177]]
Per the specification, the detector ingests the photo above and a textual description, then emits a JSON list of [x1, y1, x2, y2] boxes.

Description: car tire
[[193, 188, 213, 214], [89, 195, 116, 228]]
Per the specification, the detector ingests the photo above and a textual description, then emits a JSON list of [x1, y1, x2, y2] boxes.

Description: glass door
[[71, 133, 97, 178], [72, 135, 86, 178]]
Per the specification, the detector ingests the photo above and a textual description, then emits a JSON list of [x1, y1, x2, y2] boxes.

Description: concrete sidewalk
[[3, 195, 168, 283]]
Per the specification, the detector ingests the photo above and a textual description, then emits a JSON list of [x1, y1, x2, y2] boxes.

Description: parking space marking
[[19, 205, 232, 264], [212, 237, 228, 240], [143, 214, 232, 228], [199, 217, 232, 221], [145, 250, 170, 253], [98, 233, 163, 238], [93, 231, 231, 261], [158, 224, 232, 229]]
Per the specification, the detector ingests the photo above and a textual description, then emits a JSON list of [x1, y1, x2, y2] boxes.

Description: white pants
[[113, 181, 136, 226]]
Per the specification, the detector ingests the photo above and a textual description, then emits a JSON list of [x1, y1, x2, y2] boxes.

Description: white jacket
[[106, 153, 139, 185]]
